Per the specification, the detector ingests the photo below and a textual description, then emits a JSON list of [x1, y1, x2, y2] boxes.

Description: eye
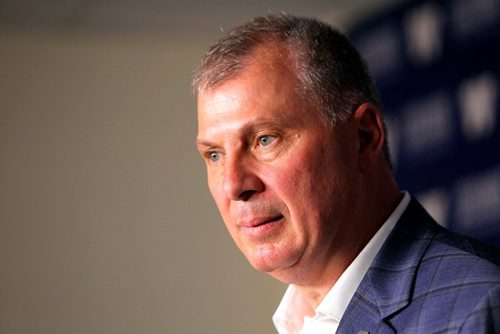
[[257, 134, 277, 147], [208, 151, 221, 163]]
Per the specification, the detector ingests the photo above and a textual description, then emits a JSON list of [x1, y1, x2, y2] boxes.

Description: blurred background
[[0, 0, 498, 333]]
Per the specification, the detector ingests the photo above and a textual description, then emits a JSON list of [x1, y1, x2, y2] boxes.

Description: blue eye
[[208, 151, 221, 162], [258, 135, 277, 147]]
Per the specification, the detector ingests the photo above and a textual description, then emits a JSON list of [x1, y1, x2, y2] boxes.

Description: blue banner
[[349, 0, 500, 246]]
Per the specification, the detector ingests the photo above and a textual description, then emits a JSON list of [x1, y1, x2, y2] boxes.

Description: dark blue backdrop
[[348, 0, 500, 246]]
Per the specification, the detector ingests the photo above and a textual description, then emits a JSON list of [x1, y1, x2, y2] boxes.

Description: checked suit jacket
[[337, 197, 500, 334]]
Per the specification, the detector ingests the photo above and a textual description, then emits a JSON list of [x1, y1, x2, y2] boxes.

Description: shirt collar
[[273, 192, 411, 333]]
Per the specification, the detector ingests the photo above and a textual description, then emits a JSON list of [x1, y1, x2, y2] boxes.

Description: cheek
[[267, 157, 320, 215], [273, 147, 349, 219]]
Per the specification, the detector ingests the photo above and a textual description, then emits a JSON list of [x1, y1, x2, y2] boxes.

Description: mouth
[[257, 215, 283, 226], [238, 214, 284, 237]]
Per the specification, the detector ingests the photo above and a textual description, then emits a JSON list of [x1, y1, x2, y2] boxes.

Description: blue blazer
[[337, 198, 500, 333]]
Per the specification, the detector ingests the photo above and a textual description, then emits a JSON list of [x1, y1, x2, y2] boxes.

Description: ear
[[353, 103, 386, 172]]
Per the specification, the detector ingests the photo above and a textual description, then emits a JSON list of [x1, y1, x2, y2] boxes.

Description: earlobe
[[354, 103, 385, 172]]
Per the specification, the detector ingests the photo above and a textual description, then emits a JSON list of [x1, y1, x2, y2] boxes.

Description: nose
[[222, 155, 264, 201]]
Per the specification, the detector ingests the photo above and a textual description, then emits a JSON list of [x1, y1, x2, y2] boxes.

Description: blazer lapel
[[337, 198, 439, 333]]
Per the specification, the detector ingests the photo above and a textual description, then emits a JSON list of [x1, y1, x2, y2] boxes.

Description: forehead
[[199, 48, 295, 104], [200, 59, 294, 109], [199, 42, 298, 96], [197, 62, 302, 131]]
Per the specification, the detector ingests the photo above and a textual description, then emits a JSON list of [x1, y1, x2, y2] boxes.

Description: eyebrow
[[195, 139, 214, 149], [195, 115, 300, 150]]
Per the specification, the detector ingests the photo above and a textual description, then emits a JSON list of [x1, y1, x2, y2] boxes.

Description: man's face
[[196, 51, 362, 282]]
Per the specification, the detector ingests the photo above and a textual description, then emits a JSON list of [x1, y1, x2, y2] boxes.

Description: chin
[[245, 244, 300, 275]]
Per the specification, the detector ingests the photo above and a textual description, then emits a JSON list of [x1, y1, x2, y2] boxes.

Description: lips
[[238, 214, 283, 228], [237, 214, 284, 238]]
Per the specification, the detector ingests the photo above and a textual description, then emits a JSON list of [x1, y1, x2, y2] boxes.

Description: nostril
[[239, 190, 257, 201]]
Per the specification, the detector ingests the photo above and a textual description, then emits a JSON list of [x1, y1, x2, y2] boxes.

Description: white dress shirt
[[273, 192, 410, 334]]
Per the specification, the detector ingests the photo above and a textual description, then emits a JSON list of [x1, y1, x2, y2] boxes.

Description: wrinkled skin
[[196, 50, 370, 286]]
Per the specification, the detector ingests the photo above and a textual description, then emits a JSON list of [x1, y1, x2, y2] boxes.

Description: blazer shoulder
[[427, 222, 500, 272], [400, 196, 500, 268], [338, 197, 500, 333], [375, 198, 500, 332]]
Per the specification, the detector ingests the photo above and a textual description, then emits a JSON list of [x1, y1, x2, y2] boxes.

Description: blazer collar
[[338, 197, 439, 333]]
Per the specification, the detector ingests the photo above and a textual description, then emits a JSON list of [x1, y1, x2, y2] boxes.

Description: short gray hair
[[193, 14, 390, 162]]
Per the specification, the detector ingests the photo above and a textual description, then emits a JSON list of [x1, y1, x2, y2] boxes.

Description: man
[[194, 15, 500, 333]]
